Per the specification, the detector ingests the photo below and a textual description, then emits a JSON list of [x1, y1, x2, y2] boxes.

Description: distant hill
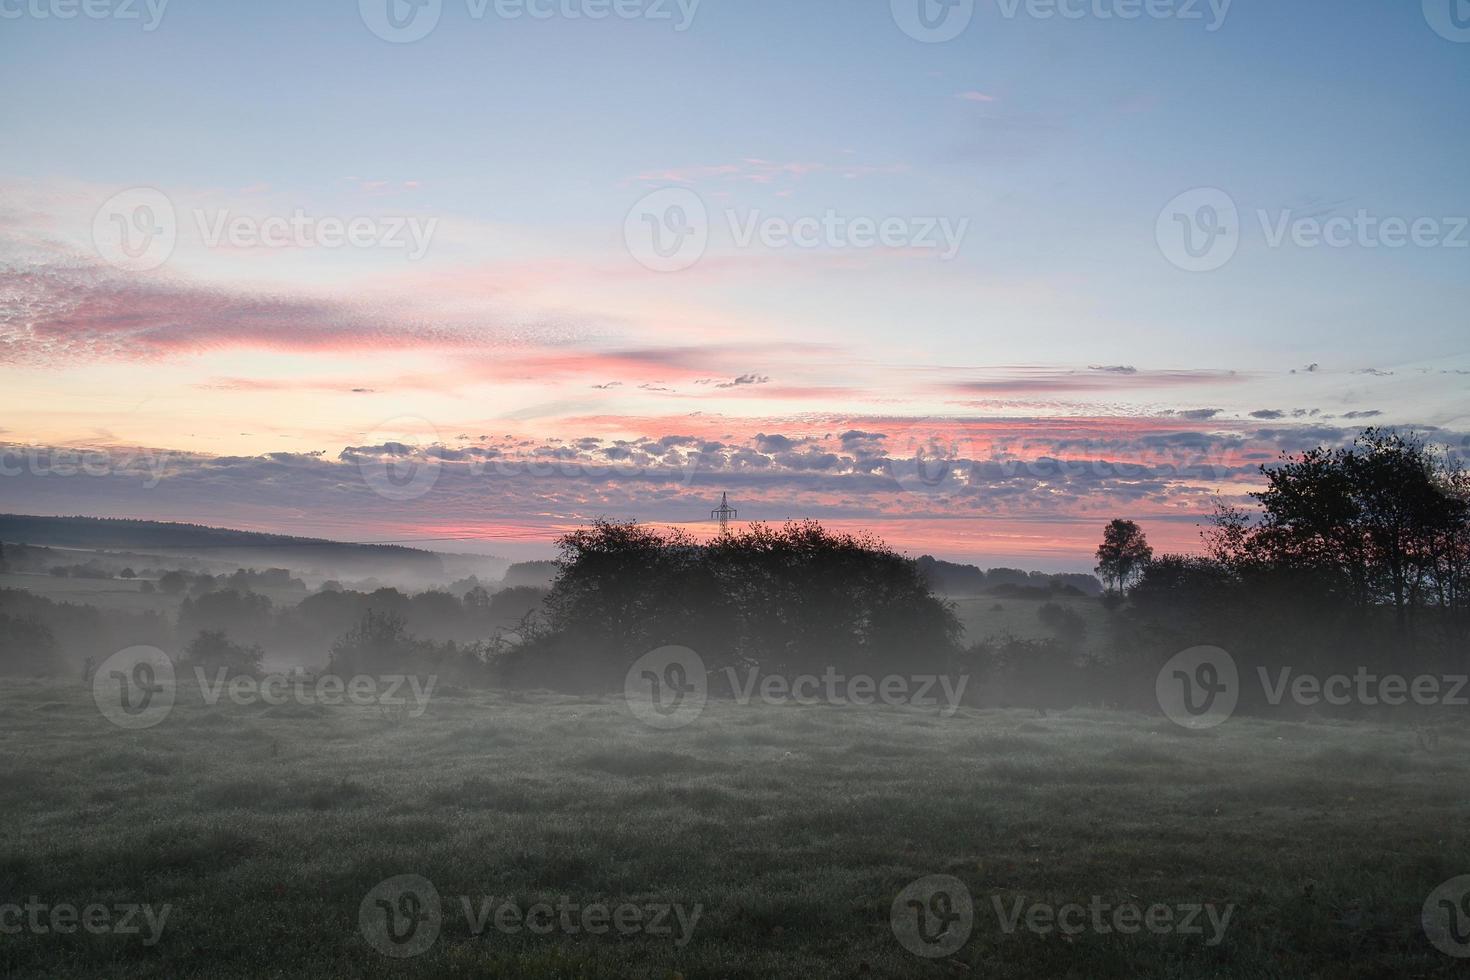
[[0, 514, 459, 578]]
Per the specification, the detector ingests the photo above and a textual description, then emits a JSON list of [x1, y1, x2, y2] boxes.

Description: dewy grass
[[1, 678, 1468, 978]]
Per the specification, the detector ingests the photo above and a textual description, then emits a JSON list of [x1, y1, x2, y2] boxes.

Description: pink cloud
[[0, 414, 1378, 565], [0, 260, 592, 364], [1, 264, 468, 362]]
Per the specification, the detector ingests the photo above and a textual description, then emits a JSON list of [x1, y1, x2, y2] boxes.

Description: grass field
[[3, 678, 1469, 978], [0, 572, 310, 615], [948, 593, 1112, 654], [0, 572, 181, 614]]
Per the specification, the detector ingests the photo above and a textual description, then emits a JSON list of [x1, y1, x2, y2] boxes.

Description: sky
[[2, 0, 1468, 567]]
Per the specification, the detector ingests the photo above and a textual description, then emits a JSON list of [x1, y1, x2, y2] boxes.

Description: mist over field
[[5, 429, 1470, 977], [4, 0, 1470, 976]]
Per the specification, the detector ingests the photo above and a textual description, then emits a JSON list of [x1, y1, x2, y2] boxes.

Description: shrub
[[182, 630, 264, 680], [1037, 601, 1087, 648], [520, 519, 962, 689], [0, 614, 60, 676], [328, 610, 427, 675]]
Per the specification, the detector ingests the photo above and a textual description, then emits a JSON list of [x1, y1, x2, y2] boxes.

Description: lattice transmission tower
[[711, 492, 737, 535]]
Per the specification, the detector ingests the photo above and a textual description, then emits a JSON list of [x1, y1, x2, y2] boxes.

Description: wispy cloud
[[630, 158, 909, 186], [947, 367, 1245, 395]]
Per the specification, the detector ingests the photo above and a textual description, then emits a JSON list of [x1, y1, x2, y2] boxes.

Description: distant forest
[[915, 556, 1103, 597]]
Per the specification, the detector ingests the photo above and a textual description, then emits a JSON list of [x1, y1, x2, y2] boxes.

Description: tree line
[[6, 427, 1464, 720], [1110, 429, 1470, 713], [0, 582, 545, 681]]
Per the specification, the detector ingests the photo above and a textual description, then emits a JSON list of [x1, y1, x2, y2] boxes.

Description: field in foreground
[[2, 680, 1469, 978]]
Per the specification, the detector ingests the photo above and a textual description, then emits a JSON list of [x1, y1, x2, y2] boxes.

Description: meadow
[[0, 572, 179, 614], [3, 677, 1469, 979], [0, 571, 309, 616], [948, 593, 1112, 656]]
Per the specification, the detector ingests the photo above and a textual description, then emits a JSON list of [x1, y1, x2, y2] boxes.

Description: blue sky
[[10, 0, 1466, 361]]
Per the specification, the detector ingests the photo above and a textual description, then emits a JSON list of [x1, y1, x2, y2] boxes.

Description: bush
[[158, 571, 189, 595], [182, 630, 264, 680], [0, 614, 60, 676], [328, 610, 426, 675], [520, 519, 962, 690], [1037, 601, 1087, 648]]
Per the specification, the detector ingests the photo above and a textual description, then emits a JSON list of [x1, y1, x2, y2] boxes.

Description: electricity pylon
[[711, 492, 737, 535]]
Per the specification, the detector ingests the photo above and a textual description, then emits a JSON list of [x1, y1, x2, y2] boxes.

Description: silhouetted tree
[[539, 520, 725, 682], [1123, 429, 1470, 697], [1212, 430, 1470, 639], [519, 519, 961, 689], [707, 521, 960, 675], [1095, 519, 1153, 595]]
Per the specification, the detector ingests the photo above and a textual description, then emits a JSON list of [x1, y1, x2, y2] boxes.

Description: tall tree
[[1095, 519, 1153, 595]]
